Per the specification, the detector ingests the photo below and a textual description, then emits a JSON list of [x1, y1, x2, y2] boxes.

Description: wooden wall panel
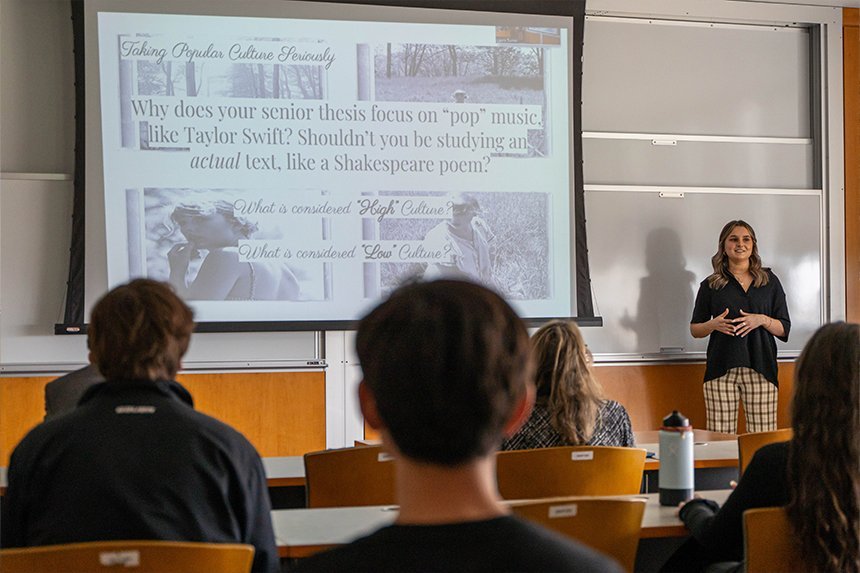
[[365, 361, 796, 439], [595, 362, 794, 433], [0, 377, 53, 466], [177, 371, 326, 457], [846, 8, 860, 322], [1, 371, 326, 466]]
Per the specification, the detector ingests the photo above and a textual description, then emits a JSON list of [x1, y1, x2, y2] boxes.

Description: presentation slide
[[92, 0, 578, 326]]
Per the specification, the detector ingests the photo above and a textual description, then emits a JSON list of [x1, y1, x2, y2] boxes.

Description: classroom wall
[[1, 1, 856, 463], [0, 371, 326, 466]]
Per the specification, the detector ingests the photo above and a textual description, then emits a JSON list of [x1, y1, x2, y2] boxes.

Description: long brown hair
[[707, 220, 769, 290], [531, 321, 603, 445], [787, 322, 860, 573]]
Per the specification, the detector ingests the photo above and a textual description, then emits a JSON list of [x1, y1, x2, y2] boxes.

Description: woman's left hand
[[731, 310, 766, 337], [676, 494, 703, 517]]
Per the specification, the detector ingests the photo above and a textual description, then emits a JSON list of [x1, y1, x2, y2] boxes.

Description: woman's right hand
[[168, 242, 196, 270], [709, 308, 735, 336]]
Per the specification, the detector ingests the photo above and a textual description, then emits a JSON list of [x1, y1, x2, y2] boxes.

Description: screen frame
[[58, 0, 594, 334]]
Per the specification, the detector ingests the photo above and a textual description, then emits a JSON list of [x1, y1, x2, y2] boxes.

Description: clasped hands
[[711, 309, 767, 337]]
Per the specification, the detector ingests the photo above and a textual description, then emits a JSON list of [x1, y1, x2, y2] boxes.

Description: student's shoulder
[[290, 529, 393, 572], [293, 519, 623, 573], [601, 399, 628, 415], [503, 517, 624, 572], [748, 440, 789, 468]]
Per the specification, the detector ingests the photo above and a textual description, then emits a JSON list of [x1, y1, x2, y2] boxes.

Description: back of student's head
[[788, 321, 859, 573], [356, 280, 531, 466], [88, 279, 194, 381], [531, 320, 603, 445]]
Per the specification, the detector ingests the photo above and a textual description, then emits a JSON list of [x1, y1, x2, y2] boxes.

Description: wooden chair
[[510, 497, 646, 572], [304, 444, 396, 508], [737, 428, 793, 475], [496, 446, 647, 499], [744, 507, 808, 573], [0, 540, 254, 573]]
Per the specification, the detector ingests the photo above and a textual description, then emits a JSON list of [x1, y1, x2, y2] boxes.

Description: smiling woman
[[689, 220, 791, 433]]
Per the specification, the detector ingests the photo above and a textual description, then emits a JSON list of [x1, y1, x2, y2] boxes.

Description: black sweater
[[679, 441, 790, 563], [1, 379, 279, 573]]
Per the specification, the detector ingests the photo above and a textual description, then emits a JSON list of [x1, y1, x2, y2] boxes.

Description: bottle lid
[[661, 410, 692, 430]]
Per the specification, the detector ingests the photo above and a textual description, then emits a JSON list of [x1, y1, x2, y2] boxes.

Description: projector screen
[[81, 0, 587, 330]]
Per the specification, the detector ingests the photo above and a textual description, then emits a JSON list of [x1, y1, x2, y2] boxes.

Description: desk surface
[[262, 432, 739, 485], [641, 439, 738, 471], [634, 430, 735, 444], [0, 434, 739, 493], [262, 457, 305, 487], [272, 489, 733, 558]]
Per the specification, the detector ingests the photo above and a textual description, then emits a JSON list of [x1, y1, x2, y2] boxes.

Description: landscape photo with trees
[[374, 43, 551, 156]]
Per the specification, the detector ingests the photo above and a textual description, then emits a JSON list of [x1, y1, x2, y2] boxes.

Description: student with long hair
[[502, 320, 634, 450], [690, 220, 790, 433], [667, 322, 859, 573]]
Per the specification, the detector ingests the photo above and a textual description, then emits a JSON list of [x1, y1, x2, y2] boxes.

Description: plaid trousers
[[703, 367, 778, 433]]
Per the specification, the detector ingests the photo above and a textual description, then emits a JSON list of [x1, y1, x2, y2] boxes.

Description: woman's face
[[175, 212, 239, 248], [723, 225, 754, 264]]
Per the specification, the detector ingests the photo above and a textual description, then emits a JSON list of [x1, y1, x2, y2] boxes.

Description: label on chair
[[378, 452, 393, 462], [99, 550, 141, 567], [571, 451, 594, 461], [549, 504, 578, 518]]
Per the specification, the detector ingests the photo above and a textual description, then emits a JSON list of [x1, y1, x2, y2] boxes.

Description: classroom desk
[[638, 433, 738, 492], [262, 457, 305, 487], [271, 489, 733, 559], [0, 460, 305, 498], [357, 430, 738, 452], [0, 436, 739, 499], [640, 440, 738, 471], [260, 431, 740, 491]]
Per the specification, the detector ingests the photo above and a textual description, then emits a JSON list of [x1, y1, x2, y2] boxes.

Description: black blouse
[[691, 269, 790, 386]]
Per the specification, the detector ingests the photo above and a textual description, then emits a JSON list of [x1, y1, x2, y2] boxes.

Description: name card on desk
[[99, 551, 140, 567], [571, 451, 594, 461], [549, 504, 578, 518], [378, 452, 394, 462]]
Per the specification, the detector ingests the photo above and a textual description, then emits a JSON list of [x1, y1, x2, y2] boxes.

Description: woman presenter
[[690, 220, 790, 433]]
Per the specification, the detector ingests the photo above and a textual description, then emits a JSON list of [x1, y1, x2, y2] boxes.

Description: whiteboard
[[583, 190, 822, 358]]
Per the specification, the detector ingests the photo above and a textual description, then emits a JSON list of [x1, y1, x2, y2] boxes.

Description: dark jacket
[[1, 379, 278, 573], [44, 364, 105, 420], [675, 442, 790, 566]]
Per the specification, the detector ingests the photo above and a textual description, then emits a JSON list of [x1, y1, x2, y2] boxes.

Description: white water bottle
[[658, 410, 694, 506]]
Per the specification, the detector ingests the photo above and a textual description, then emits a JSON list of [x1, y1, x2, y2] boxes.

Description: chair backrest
[[510, 497, 645, 572], [0, 541, 254, 573], [304, 445, 396, 508], [496, 446, 647, 499], [737, 428, 793, 475], [744, 507, 808, 573]]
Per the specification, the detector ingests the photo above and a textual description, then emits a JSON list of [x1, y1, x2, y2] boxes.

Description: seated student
[[44, 363, 105, 421], [502, 320, 634, 450], [1, 279, 278, 573], [294, 280, 622, 573], [663, 321, 859, 573]]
